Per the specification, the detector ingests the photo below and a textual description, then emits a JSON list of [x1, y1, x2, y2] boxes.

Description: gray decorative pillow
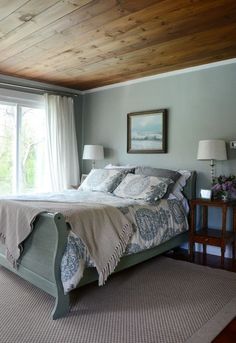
[[104, 164, 136, 174], [79, 169, 125, 193], [113, 174, 173, 203], [134, 166, 181, 196]]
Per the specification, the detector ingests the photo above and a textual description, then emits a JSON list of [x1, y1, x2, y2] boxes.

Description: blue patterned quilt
[[59, 190, 189, 293]]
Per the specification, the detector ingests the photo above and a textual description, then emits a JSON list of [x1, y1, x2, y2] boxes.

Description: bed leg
[[52, 293, 70, 320]]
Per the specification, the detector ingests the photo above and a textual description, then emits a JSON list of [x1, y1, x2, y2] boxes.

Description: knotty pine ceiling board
[[0, 0, 235, 90]]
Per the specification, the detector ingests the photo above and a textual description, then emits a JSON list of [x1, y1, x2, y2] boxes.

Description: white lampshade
[[83, 145, 104, 169], [197, 140, 227, 161], [197, 139, 227, 183], [83, 145, 104, 160]]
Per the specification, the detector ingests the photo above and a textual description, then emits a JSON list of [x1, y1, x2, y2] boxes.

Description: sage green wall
[[82, 63, 236, 193]]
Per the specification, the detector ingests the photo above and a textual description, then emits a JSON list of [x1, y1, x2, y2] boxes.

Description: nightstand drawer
[[192, 228, 235, 245], [193, 235, 222, 247]]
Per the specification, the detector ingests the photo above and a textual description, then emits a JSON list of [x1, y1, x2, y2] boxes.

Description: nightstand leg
[[189, 203, 196, 263], [221, 247, 225, 268], [189, 241, 194, 262], [203, 244, 207, 265], [232, 242, 235, 268]]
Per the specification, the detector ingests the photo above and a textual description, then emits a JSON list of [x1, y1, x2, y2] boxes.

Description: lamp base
[[210, 159, 215, 184]]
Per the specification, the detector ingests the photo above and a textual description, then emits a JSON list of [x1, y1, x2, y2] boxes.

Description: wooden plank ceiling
[[0, 0, 236, 90]]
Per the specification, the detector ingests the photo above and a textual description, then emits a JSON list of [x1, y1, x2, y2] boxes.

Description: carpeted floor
[[0, 256, 236, 343]]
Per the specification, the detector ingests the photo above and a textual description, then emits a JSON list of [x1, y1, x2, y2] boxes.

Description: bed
[[0, 167, 196, 319]]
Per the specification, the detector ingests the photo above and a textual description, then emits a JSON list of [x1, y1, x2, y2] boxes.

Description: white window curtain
[[44, 94, 80, 192]]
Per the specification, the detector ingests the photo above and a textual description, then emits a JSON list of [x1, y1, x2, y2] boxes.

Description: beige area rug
[[0, 256, 236, 343]]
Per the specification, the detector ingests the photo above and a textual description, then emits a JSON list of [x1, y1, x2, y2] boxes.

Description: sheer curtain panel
[[44, 94, 80, 192]]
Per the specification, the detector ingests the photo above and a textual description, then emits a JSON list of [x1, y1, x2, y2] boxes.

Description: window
[[0, 90, 49, 194]]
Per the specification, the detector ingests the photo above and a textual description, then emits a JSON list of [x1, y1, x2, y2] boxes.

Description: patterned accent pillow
[[134, 166, 181, 197], [113, 173, 173, 203], [79, 169, 125, 193]]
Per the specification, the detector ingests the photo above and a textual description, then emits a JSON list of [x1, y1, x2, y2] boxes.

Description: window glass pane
[[0, 103, 16, 194], [19, 106, 47, 193]]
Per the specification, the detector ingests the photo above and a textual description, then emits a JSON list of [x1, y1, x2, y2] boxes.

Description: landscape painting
[[127, 109, 167, 153]]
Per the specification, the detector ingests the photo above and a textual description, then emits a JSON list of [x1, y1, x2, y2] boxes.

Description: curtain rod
[[0, 81, 80, 98]]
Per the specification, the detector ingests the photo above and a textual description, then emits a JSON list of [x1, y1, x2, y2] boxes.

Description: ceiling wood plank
[[0, 0, 61, 37], [15, 21, 236, 87], [3, 1, 235, 74], [0, 0, 93, 51], [0, 0, 224, 69], [21, 1, 236, 75], [0, 0, 235, 89], [0, 0, 29, 21], [0, 0, 131, 62]]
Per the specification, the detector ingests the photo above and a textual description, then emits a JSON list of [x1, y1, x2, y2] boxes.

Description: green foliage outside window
[[0, 104, 46, 194]]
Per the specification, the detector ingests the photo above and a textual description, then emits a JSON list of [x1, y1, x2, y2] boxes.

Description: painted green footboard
[[0, 212, 70, 319]]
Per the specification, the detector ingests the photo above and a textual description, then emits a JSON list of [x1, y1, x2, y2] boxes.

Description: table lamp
[[197, 139, 227, 183], [82, 145, 104, 169]]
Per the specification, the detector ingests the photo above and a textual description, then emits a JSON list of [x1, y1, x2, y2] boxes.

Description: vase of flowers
[[212, 175, 236, 200]]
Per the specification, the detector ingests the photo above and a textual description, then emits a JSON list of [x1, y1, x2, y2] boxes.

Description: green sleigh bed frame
[[0, 171, 196, 320]]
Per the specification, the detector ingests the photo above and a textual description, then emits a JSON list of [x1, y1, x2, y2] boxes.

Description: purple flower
[[212, 184, 221, 191], [221, 176, 227, 183], [222, 183, 227, 191], [212, 175, 236, 199]]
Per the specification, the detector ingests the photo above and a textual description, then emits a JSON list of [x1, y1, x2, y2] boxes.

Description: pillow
[[79, 169, 126, 193], [104, 164, 135, 173], [113, 173, 173, 203], [134, 166, 181, 197], [135, 166, 181, 182], [170, 170, 191, 200]]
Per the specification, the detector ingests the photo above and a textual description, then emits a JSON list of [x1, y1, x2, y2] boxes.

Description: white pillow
[[170, 170, 191, 200]]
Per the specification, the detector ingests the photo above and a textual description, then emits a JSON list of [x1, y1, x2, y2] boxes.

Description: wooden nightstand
[[189, 198, 236, 267]]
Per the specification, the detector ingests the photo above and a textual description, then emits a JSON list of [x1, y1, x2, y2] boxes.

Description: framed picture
[[127, 109, 168, 153]]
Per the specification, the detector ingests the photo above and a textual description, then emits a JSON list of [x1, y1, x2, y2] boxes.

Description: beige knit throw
[[0, 200, 133, 285]]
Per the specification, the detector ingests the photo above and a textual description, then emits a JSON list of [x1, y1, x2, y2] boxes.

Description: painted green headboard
[[183, 171, 197, 200]]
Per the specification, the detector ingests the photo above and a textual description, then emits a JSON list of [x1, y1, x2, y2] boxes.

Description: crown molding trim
[[83, 58, 236, 94]]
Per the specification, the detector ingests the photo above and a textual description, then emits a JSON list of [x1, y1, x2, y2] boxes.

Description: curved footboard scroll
[[0, 212, 70, 320], [51, 213, 70, 319]]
